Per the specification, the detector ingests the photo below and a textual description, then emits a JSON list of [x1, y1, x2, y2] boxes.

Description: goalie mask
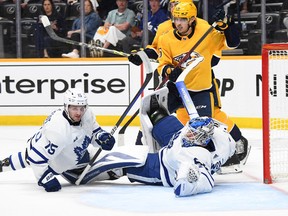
[[182, 117, 214, 147], [64, 88, 88, 121]]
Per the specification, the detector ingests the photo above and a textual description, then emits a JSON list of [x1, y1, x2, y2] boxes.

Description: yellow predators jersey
[[146, 19, 174, 53], [158, 18, 230, 91]]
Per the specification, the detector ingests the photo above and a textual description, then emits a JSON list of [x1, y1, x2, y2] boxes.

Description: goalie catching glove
[[38, 167, 61, 192], [95, 128, 115, 150], [162, 65, 183, 82], [213, 9, 233, 31]]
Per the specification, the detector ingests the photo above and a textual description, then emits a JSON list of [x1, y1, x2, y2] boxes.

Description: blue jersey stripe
[[160, 148, 173, 187]]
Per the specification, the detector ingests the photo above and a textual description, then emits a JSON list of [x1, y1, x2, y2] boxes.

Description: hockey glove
[[95, 129, 115, 150], [174, 163, 200, 197], [128, 48, 158, 66], [128, 50, 143, 66], [213, 9, 232, 31], [169, 67, 183, 82], [38, 168, 61, 192]]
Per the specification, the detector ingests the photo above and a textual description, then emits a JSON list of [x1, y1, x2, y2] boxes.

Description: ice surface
[[0, 126, 287, 216]]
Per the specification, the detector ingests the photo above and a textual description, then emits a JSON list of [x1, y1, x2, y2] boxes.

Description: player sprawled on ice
[[0, 88, 115, 192], [65, 87, 238, 197]]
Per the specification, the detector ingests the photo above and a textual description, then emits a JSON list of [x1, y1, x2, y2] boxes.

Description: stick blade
[[118, 134, 125, 146]]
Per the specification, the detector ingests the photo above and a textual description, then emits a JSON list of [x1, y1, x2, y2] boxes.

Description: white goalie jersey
[[26, 108, 100, 181], [159, 121, 236, 195]]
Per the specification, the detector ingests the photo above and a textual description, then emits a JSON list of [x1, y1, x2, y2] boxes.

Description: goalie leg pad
[[126, 153, 162, 185], [152, 115, 183, 148], [61, 168, 84, 184], [140, 87, 170, 153], [140, 87, 170, 116], [80, 145, 149, 184]]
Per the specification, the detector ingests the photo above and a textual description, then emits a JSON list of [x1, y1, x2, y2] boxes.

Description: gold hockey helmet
[[169, 0, 193, 12], [170, 0, 193, 3], [172, 2, 197, 19]]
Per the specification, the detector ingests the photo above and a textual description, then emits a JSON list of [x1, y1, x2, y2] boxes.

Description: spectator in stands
[[21, 0, 42, 9], [120, 0, 169, 53], [62, 0, 102, 58], [35, 0, 66, 58], [0, 0, 41, 12], [67, 0, 99, 12], [92, 0, 135, 55], [226, 0, 252, 15], [240, 0, 249, 13]]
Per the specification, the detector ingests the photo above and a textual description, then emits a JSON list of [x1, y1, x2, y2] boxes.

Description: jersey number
[[45, 142, 58, 155]]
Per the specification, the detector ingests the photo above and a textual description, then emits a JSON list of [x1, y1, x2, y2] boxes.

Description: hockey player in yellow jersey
[[157, 2, 249, 173], [128, 0, 191, 66]]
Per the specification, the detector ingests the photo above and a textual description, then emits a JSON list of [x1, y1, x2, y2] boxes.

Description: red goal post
[[262, 43, 288, 184]]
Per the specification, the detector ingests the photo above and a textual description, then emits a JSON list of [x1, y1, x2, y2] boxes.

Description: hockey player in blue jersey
[[73, 87, 237, 197], [0, 88, 115, 192]]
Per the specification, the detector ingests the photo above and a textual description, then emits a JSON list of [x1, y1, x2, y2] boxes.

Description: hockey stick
[[110, 51, 153, 135], [40, 15, 158, 62], [118, 108, 139, 145], [75, 50, 153, 185]]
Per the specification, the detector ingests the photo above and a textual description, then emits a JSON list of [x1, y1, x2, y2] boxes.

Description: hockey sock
[[1, 150, 29, 172]]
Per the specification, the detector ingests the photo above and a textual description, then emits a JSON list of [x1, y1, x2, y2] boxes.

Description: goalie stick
[[40, 15, 158, 62], [174, 58, 202, 119], [75, 50, 153, 185]]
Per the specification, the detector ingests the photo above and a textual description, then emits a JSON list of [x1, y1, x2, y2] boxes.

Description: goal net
[[262, 43, 288, 184]]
